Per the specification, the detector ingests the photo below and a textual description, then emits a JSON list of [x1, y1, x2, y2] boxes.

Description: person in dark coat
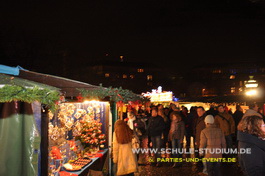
[[237, 115, 265, 176], [194, 106, 207, 150], [180, 107, 193, 148], [146, 107, 165, 167], [168, 111, 185, 167], [193, 106, 207, 173], [206, 105, 218, 116], [232, 105, 244, 147]]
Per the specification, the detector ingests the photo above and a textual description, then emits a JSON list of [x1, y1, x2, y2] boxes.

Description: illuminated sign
[[142, 86, 173, 102]]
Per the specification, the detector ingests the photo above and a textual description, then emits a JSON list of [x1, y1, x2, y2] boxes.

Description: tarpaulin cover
[[0, 101, 40, 176], [0, 64, 25, 76]]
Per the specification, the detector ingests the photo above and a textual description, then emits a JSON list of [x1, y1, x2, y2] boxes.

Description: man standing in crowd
[[232, 105, 244, 147], [194, 106, 207, 152], [194, 106, 207, 175], [214, 105, 235, 152], [146, 107, 165, 167]]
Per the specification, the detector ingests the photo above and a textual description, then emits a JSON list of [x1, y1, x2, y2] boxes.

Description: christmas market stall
[[1, 65, 147, 176], [18, 68, 146, 176], [16, 68, 112, 176], [0, 71, 60, 176]]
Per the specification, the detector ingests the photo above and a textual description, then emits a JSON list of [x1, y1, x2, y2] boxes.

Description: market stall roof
[[18, 70, 102, 98], [0, 73, 60, 91]]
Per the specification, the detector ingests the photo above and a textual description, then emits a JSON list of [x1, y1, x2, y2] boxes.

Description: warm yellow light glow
[[147, 75, 153, 80], [245, 90, 257, 96], [245, 83, 258, 88], [151, 92, 172, 102], [137, 68, 144, 73], [230, 75, 235, 79], [142, 86, 172, 102], [83, 100, 100, 104], [122, 74, 127, 78]]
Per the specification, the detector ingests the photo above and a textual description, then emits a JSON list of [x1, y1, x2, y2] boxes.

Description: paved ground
[[136, 158, 242, 176], [134, 137, 243, 176]]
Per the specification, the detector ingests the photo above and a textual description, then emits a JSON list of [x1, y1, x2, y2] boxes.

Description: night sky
[[1, 0, 265, 75]]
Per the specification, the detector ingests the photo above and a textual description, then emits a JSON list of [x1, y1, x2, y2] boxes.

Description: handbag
[[132, 134, 140, 149]]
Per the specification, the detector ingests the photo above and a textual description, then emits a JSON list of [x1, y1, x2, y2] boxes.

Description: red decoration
[[59, 171, 78, 176], [116, 100, 124, 107], [60, 95, 65, 102], [117, 93, 123, 99], [51, 146, 62, 159], [76, 94, 83, 102], [127, 105, 132, 111], [68, 140, 77, 151]]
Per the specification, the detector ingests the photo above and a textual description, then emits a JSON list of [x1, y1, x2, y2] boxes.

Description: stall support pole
[[110, 101, 117, 176], [41, 106, 49, 176], [110, 101, 117, 132]]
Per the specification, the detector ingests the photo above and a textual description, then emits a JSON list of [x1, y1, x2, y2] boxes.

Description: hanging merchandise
[[48, 101, 109, 175]]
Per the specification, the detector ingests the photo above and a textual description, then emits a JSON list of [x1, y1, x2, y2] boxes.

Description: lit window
[[231, 87, 236, 93], [123, 74, 127, 79], [260, 68, 265, 72], [147, 75, 153, 80], [130, 75, 134, 79], [213, 69, 222, 73], [105, 73, 110, 77], [137, 68, 144, 73], [147, 82, 153, 86], [230, 75, 235, 79]]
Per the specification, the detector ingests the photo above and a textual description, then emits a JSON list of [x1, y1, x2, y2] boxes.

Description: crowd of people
[[112, 102, 265, 176]]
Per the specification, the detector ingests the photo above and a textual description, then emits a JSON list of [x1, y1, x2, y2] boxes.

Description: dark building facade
[[81, 58, 178, 94], [181, 61, 265, 101]]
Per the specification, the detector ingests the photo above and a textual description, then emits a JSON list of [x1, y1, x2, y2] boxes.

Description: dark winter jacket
[[237, 131, 265, 176], [133, 117, 147, 138], [232, 110, 244, 129], [147, 115, 165, 137], [181, 112, 193, 135], [168, 120, 185, 141], [194, 114, 206, 147]]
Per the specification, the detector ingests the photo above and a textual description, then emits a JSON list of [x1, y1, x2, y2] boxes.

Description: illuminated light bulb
[[245, 90, 257, 96]]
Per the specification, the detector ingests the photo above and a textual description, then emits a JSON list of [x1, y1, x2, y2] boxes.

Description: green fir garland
[[0, 85, 60, 112], [78, 84, 149, 103]]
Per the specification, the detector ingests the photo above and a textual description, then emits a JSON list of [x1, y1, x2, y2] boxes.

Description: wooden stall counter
[[60, 149, 108, 176]]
